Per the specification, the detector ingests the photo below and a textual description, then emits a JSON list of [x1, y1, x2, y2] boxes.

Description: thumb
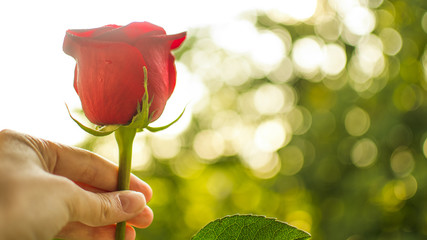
[[68, 189, 146, 227]]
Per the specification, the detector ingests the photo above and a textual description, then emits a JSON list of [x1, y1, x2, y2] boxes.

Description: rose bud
[[63, 22, 186, 125]]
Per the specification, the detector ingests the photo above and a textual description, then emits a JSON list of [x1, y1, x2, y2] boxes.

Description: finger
[[71, 182, 153, 228], [51, 143, 118, 191], [73, 175, 152, 203], [127, 205, 154, 228], [74, 181, 106, 193], [23, 133, 152, 201], [68, 188, 146, 227], [57, 222, 136, 240], [69, 182, 153, 228]]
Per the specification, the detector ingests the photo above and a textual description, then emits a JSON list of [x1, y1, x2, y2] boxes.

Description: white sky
[[0, 0, 263, 145]]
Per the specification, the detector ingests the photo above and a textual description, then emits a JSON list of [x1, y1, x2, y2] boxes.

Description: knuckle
[[0, 129, 14, 137], [79, 160, 98, 184], [0, 129, 19, 143], [85, 152, 102, 180], [96, 194, 121, 225]]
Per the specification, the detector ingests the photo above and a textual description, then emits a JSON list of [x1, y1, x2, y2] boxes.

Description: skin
[[0, 129, 153, 240]]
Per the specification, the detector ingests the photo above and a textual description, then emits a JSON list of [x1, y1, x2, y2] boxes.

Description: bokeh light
[[393, 175, 418, 200], [344, 106, 371, 136], [211, 20, 285, 74], [343, 7, 376, 36], [390, 148, 415, 178], [150, 135, 182, 160], [379, 28, 403, 56], [292, 36, 324, 78], [286, 106, 312, 135], [242, 151, 281, 179], [422, 12, 427, 33], [286, 210, 313, 232], [315, 15, 342, 41], [266, 0, 318, 23], [422, 136, 427, 159], [351, 138, 378, 168], [254, 118, 290, 152], [422, 47, 427, 82], [280, 146, 305, 176], [193, 130, 225, 161], [254, 83, 286, 115], [321, 43, 347, 76]]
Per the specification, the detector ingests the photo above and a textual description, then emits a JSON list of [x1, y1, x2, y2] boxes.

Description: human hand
[[0, 129, 153, 240]]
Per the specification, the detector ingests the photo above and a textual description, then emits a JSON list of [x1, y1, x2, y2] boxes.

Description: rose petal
[[169, 32, 187, 50], [66, 36, 147, 125], [167, 54, 177, 97], [95, 22, 166, 43], [66, 25, 119, 38], [73, 65, 78, 94], [134, 33, 184, 122]]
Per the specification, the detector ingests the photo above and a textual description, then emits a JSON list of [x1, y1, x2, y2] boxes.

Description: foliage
[[192, 214, 310, 240], [78, 0, 427, 239]]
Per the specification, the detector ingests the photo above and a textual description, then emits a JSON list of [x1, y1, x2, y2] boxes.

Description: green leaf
[[192, 215, 311, 240]]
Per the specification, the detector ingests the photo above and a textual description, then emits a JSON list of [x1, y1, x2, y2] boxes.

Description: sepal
[[146, 107, 185, 132], [66, 104, 119, 136], [125, 66, 152, 131]]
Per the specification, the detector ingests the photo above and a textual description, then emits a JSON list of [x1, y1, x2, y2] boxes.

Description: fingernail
[[119, 191, 146, 214]]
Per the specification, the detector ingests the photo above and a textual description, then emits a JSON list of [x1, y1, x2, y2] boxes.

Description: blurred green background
[[78, 0, 427, 239]]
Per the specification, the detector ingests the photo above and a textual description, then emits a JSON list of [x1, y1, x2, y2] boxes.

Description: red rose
[[63, 22, 186, 125]]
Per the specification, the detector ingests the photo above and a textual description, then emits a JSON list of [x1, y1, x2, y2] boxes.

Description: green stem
[[114, 127, 137, 240]]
